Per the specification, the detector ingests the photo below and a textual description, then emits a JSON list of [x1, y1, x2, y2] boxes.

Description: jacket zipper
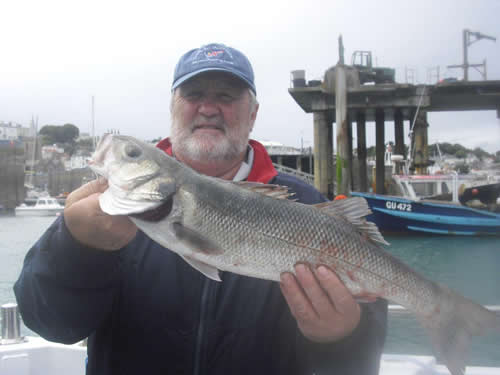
[[193, 278, 210, 375]]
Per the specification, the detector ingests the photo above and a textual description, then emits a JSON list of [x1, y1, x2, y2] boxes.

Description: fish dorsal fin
[[314, 197, 371, 220], [314, 197, 389, 246], [181, 255, 221, 282], [233, 181, 293, 200]]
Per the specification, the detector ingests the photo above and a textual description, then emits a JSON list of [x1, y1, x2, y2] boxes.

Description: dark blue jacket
[[14, 146, 387, 375]]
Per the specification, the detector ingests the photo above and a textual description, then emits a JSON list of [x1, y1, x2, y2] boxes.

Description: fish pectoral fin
[[181, 255, 222, 282], [314, 197, 389, 246], [171, 222, 224, 255], [232, 181, 294, 200]]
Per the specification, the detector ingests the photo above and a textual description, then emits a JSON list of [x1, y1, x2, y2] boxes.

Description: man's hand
[[280, 264, 361, 343], [64, 178, 137, 251]]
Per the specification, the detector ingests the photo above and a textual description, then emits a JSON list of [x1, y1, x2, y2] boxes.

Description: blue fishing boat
[[351, 191, 500, 236]]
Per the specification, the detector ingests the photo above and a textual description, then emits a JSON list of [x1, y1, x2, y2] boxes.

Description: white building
[[41, 144, 65, 159], [64, 154, 90, 170], [0, 121, 35, 139]]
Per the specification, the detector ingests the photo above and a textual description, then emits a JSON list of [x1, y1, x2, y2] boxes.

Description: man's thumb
[[65, 178, 108, 208]]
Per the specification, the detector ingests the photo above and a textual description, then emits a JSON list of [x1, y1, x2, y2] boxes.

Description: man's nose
[[198, 96, 220, 117]]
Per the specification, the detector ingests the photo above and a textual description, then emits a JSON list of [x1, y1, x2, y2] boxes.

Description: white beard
[[170, 119, 251, 162]]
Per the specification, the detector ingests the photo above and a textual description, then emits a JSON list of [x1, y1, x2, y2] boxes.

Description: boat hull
[[351, 192, 500, 236], [15, 207, 63, 217]]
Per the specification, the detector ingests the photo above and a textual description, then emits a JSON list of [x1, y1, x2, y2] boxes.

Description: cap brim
[[172, 67, 256, 94]]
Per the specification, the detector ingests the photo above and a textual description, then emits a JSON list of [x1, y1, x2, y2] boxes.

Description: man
[[14, 43, 387, 374]]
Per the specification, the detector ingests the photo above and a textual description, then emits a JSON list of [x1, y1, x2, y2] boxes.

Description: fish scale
[[91, 134, 499, 375], [180, 176, 437, 312]]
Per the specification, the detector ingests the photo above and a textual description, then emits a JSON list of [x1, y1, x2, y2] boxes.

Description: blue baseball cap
[[172, 43, 256, 94]]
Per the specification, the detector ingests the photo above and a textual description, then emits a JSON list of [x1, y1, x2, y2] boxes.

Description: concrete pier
[[375, 109, 385, 194], [394, 109, 405, 175], [335, 64, 350, 195], [411, 110, 430, 175], [356, 111, 368, 192], [313, 111, 334, 198], [289, 71, 500, 197]]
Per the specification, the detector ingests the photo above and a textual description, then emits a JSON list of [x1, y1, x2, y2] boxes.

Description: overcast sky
[[2, 0, 499, 153]]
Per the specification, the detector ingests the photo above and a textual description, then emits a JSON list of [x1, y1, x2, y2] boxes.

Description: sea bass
[[90, 134, 498, 375]]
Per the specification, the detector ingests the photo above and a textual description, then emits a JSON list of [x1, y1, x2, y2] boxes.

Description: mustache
[[191, 121, 226, 133]]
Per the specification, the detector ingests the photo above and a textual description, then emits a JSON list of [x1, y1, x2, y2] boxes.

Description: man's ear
[[249, 102, 259, 133]]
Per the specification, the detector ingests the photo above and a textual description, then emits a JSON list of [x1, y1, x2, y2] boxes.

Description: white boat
[[2, 337, 500, 375], [1, 303, 499, 375], [15, 197, 64, 217], [392, 173, 493, 204]]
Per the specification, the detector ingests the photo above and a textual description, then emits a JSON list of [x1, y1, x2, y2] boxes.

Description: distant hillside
[[363, 142, 500, 163], [429, 142, 499, 161]]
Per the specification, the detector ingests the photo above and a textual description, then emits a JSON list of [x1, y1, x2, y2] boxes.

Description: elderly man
[[15, 43, 387, 375]]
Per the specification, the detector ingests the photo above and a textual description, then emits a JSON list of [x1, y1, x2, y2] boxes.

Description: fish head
[[90, 134, 178, 215], [91, 134, 161, 188]]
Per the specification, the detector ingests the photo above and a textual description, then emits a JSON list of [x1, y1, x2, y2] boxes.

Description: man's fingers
[[65, 178, 108, 208], [294, 264, 333, 318], [280, 272, 317, 322], [281, 264, 362, 343], [315, 265, 359, 316]]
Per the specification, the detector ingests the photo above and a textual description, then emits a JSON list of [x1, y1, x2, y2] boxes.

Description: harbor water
[[1, 216, 499, 367]]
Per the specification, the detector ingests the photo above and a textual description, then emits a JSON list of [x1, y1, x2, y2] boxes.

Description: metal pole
[[338, 35, 344, 65], [92, 96, 96, 150], [1, 303, 23, 345], [463, 29, 469, 81]]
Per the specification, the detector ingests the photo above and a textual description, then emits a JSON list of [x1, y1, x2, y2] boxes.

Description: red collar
[[156, 138, 277, 183]]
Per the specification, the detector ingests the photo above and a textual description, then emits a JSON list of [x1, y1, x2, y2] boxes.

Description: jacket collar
[[155, 138, 277, 183]]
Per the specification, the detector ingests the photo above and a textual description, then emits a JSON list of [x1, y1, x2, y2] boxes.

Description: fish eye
[[125, 144, 142, 159]]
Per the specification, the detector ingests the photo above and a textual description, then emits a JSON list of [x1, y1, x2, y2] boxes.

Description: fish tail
[[417, 284, 499, 375]]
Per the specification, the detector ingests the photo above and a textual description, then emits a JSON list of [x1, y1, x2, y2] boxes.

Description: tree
[[76, 138, 95, 152], [61, 123, 79, 142], [39, 124, 79, 145], [455, 149, 467, 159], [39, 123, 80, 156], [455, 162, 470, 174]]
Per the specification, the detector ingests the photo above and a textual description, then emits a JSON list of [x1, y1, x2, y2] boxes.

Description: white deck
[[0, 337, 85, 375], [1, 336, 499, 375]]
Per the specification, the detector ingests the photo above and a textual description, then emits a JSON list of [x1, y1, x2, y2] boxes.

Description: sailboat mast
[[91, 96, 96, 150], [28, 116, 38, 188]]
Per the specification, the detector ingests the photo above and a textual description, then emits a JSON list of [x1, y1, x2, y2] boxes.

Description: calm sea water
[[1, 216, 499, 366]]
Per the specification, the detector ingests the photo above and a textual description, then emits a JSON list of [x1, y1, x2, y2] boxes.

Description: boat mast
[[91, 96, 96, 150], [28, 116, 38, 188]]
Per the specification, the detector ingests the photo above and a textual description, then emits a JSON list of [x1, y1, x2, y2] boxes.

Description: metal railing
[[388, 304, 500, 315], [273, 163, 314, 186]]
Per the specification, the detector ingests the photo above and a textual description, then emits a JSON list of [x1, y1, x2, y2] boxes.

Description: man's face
[[170, 71, 258, 162]]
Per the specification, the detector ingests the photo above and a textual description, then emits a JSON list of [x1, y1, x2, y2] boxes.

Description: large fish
[[89, 134, 498, 375]]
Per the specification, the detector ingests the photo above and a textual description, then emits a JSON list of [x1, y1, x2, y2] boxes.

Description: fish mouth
[[131, 197, 173, 222], [89, 160, 107, 178], [89, 133, 115, 177]]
